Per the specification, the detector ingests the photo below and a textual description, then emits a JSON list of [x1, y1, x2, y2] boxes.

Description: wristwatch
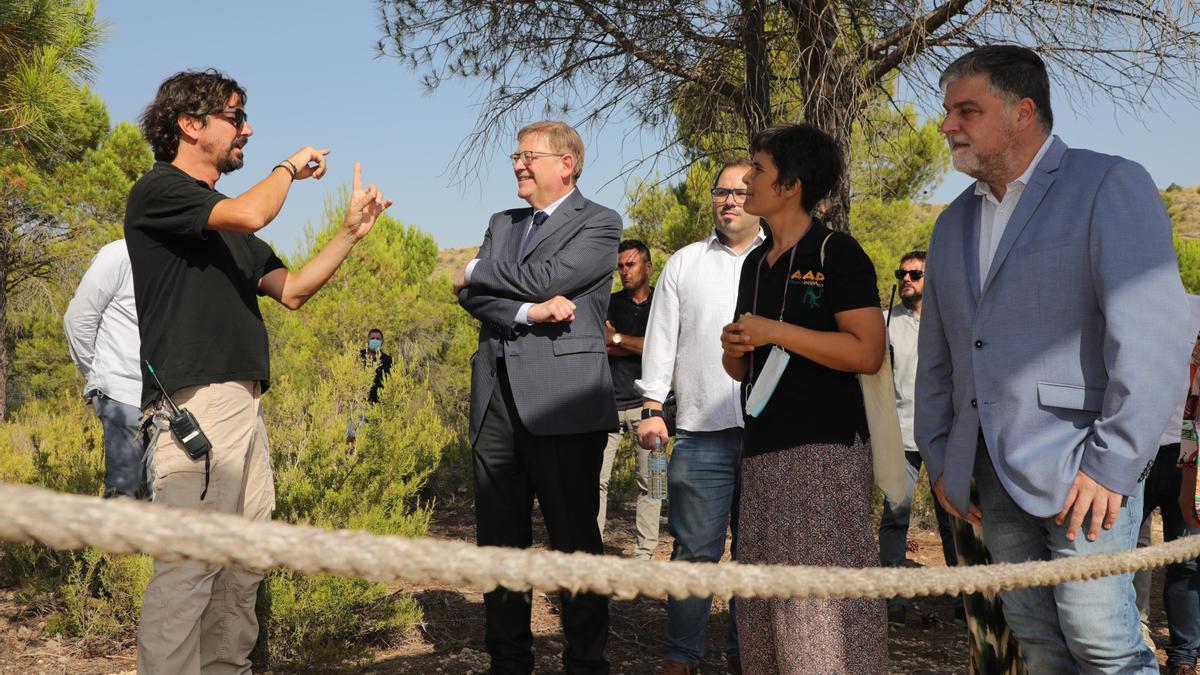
[[641, 408, 664, 420], [611, 333, 623, 345]]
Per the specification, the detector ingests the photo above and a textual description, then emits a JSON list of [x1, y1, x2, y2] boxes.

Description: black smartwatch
[[641, 408, 665, 420]]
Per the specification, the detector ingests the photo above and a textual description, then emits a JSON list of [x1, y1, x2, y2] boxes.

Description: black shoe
[[887, 603, 906, 627]]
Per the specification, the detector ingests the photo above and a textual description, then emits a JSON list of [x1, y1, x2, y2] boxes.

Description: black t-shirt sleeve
[[248, 234, 286, 287], [136, 171, 226, 238], [824, 233, 879, 313]]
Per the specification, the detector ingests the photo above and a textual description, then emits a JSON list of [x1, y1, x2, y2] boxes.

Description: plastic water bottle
[[648, 437, 668, 500]]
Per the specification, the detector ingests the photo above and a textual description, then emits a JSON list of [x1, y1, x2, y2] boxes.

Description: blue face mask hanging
[[743, 243, 800, 418]]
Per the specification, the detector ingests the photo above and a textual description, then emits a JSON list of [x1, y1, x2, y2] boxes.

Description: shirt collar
[[974, 134, 1055, 202], [706, 226, 766, 253], [892, 302, 919, 320], [537, 188, 576, 218]]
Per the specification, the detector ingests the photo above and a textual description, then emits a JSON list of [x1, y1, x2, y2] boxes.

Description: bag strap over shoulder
[[819, 232, 834, 267]]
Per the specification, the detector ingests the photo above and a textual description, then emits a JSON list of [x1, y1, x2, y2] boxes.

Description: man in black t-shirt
[[348, 328, 393, 442], [126, 69, 391, 674], [359, 327, 393, 404], [598, 239, 661, 559]]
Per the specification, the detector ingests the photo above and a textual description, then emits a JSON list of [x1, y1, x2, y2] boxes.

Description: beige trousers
[[597, 406, 662, 559], [137, 381, 275, 675]]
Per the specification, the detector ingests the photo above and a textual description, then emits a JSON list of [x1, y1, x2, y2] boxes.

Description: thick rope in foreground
[[1, 482, 1197, 601]]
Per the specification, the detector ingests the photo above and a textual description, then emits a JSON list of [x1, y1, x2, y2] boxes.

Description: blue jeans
[[1142, 443, 1200, 667], [664, 428, 740, 665], [92, 393, 145, 498], [975, 441, 1157, 674]]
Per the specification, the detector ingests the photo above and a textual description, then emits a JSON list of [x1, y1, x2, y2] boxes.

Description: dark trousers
[[879, 452, 957, 565], [473, 360, 609, 675], [1141, 443, 1200, 667]]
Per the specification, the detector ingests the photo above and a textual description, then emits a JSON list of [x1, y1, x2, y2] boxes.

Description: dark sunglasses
[[894, 269, 925, 281], [196, 107, 248, 132]]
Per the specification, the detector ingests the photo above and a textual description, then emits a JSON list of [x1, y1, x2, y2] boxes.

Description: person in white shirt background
[[877, 250, 960, 626], [637, 157, 764, 675], [64, 240, 144, 498]]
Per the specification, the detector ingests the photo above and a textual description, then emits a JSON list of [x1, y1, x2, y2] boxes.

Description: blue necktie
[[521, 210, 549, 257]]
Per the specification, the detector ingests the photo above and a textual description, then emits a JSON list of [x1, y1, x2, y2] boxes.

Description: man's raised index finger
[[353, 163, 362, 193]]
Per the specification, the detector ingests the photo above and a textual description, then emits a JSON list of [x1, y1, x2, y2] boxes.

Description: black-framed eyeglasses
[[509, 150, 565, 165], [196, 107, 248, 132], [711, 187, 748, 202], [894, 269, 925, 281]]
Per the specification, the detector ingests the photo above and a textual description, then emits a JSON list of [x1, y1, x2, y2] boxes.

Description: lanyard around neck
[[752, 240, 801, 320], [748, 241, 800, 383]]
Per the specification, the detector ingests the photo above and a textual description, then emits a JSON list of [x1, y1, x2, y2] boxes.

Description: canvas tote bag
[[820, 234, 908, 504]]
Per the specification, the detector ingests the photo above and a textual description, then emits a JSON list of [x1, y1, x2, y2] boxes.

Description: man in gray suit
[[917, 45, 1194, 672], [454, 120, 621, 674]]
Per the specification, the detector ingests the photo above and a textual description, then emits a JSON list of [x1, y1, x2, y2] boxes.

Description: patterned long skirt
[[736, 440, 887, 674]]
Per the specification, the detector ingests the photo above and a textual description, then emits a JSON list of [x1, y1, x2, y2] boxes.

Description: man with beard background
[[127, 69, 391, 674], [876, 250, 959, 627]]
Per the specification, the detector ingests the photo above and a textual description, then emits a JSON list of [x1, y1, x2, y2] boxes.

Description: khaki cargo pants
[[137, 381, 275, 675]]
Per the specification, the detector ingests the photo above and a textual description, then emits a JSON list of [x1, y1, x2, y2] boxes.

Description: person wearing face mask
[[359, 327, 393, 404]]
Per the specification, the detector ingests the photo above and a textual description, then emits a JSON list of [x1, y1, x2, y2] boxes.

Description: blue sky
[[92, 2, 1200, 254]]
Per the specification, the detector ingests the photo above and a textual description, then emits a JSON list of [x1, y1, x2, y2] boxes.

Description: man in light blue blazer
[[916, 45, 1194, 672]]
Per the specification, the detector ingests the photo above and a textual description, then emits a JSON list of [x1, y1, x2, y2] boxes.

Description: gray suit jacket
[[460, 189, 621, 445], [916, 136, 1193, 517]]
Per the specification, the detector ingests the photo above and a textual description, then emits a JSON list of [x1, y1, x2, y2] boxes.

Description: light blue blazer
[[916, 136, 1194, 518]]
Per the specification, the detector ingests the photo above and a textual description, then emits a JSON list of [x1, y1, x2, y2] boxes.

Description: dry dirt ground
[[0, 497, 1180, 674]]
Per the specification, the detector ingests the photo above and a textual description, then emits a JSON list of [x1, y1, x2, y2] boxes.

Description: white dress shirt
[[886, 303, 920, 453], [636, 228, 765, 432], [64, 240, 142, 408], [466, 188, 577, 325], [976, 134, 1055, 285]]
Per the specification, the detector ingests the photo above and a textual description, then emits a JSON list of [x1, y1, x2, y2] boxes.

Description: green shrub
[[257, 570, 420, 669], [47, 549, 152, 649]]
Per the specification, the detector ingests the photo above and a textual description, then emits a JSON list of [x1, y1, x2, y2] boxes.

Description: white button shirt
[[636, 229, 765, 432], [976, 135, 1055, 286], [63, 240, 142, 408], [886, 303, 920, 453]]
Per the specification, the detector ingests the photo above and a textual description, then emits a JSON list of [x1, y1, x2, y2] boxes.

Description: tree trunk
[[804, 83, 858, 233], [788, 2, 858, 233], [739, 0, 772, 138]]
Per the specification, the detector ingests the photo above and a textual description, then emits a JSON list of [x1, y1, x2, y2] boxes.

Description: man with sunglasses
[[453, 120, 621, 674], [126, 69, 391, 674], [876, 251, 959, 627]]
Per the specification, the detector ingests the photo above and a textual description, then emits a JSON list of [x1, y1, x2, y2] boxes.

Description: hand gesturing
[[343, 163, 393, 241]]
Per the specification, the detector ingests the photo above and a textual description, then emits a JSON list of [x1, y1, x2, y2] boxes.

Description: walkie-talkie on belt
[[146, 361, 213, 499]]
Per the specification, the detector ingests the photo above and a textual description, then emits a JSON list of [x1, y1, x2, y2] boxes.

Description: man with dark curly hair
[[126, 69, 392, 674]]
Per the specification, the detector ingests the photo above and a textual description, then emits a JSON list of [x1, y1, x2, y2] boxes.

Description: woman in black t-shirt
[[720, 124, 887, 672]]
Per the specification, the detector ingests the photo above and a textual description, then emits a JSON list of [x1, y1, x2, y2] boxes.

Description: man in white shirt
[[876, 251, 958, 626], [64, 240, 144, 498], [637, 158, 764, 675]]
